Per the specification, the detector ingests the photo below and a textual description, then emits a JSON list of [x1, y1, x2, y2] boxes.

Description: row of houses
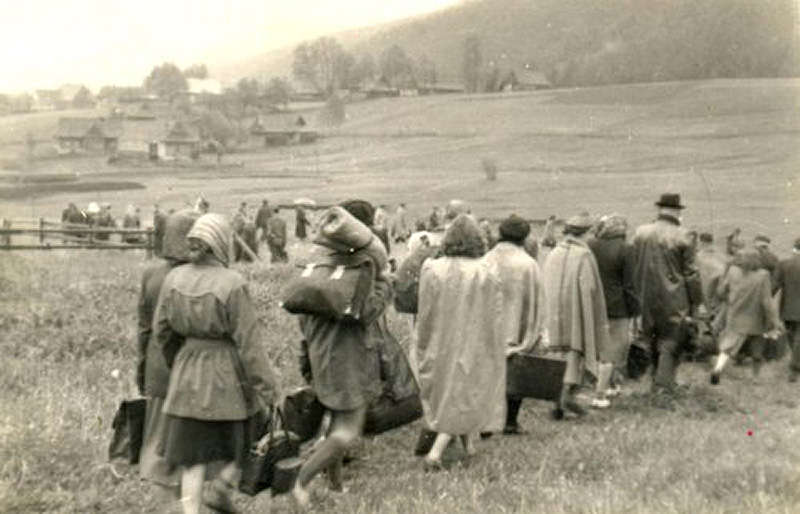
[[55, 117, 201, 160]]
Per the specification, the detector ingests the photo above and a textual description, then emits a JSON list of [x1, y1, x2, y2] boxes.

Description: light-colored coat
[[483, 242, 546, 353], [542, 236, 610, 384], [413, 257, 505, 434]]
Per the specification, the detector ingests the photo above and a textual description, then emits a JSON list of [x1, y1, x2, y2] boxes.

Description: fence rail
[[0, 217, 154, 255]]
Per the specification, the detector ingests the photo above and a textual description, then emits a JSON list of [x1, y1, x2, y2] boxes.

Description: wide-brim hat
[[655, 193, 685, 210]]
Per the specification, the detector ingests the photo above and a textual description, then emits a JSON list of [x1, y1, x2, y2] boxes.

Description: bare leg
[[180, 465, 205, 514]]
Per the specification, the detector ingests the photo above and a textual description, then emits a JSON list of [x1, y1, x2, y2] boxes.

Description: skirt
[[158, 414, 262, 468], [139, 397, 179, 487]]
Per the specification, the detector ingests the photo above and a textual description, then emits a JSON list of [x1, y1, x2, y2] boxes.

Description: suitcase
[[506, 354, 566, 401]]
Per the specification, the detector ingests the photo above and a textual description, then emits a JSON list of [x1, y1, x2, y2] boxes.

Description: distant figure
[[295, 205, 310, 240], [726, 228, 744, 257], [255, 200, 272, 241], [541, 215, 558, 249], [153, 204, 167, 257], [391, 203, 411, 243], [123, 205, 142, 244], [695, 232, 727, 314], [95, 203, 116, 241], [773, 237, 800, 382], [427, 206, 443, 231], [265, 208, 288, 263], [194, 196, 210, 214]]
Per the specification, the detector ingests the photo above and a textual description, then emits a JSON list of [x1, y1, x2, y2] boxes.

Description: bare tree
[[462, 35, 483, 93]]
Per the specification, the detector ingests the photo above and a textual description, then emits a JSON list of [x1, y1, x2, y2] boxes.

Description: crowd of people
[[130, 191, 800, 513]]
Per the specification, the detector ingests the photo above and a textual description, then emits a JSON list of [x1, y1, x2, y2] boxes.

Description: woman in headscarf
[[710, 248, 782, 384], [589, 214, 639, 407], [413, 214, 505, 469], [542, 212, 611, 417], [154, 213, 282, 514], [291, 201, 393, 508], [137, 210, 199, 512]]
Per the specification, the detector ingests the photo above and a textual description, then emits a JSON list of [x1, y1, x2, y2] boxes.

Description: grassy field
[[2, 249, 800, 514], [1, 79, 800, 512]]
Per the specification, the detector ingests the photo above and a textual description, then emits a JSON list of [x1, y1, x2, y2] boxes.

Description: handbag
[[282, 387, 325, 443], [505, 354, 566, 402], [282, 261, 374, 321], [239, 409, 301, 497], [364, 393, 423, 435], [108, 398, 146, 465]]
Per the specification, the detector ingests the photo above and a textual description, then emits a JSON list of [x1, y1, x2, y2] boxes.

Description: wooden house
[[162, 121, 200, 160], [499, 69, 553, 92], [55, 118, 118, 155], [250, 114, 318, 146]]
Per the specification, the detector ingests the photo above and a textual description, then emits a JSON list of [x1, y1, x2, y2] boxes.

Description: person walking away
[[392, 203, 411, 243], [137, 210, 198, 512], [413, 215, 505, 468], [632, 193, 705, 394], [710, 249, 782, 383], [589, 214, 639, 406], [773, 237, 800, 382], [295, 205, 310, 240], [291, 202, 391, 507], [153, 204, 167, 257], [154, 214, 282, 514], [265, 208, 289, 263], [483, 215, 546, 433], [95, 203, 115, 241], [123, 205, 142, 244], [255, 200, 272, 247], [542, 212, 611, 415]]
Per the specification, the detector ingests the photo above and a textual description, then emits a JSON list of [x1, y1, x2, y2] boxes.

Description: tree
[[143, 62, 188, 100], [415, 56, 438, 86], [183, 64, 209, 79], [235, 77, 261, 114], [462, 35, 483, 93], [264, 77, 292, 107], [292, 37, 351, 96], [380, 45, 413, 88], [198, 110, 241, 159], [72, 86, 95, 108], [353, 53, 377, 86]]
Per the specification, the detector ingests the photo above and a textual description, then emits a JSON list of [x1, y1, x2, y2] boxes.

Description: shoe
[[550, 407, 565, 421], [480, 432, 494, 440], [562, 399, 587, 417], [503, 424, 527, 435], [710, 372, 720, 385], [422, 457, 444, 473], [590, 398, 611, 409], [204, 480, 239, 514], [605, 386, 622, 398]]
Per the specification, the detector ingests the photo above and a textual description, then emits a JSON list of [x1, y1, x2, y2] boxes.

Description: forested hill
[[226, 0, 797, 87]]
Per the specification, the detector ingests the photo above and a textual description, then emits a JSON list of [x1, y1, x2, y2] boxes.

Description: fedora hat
[[655, 193, 685, 210], [565, 211, 595, 229]]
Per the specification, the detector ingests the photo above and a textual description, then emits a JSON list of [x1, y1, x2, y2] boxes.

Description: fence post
[[146, 228, 153, 259], [1, 218, 9, 247], [39, 217, 45, 245]]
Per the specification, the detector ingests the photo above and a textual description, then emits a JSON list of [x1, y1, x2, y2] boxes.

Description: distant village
[[0, 37, 553, 165]]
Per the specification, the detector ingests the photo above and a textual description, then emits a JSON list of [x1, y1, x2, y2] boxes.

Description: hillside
[[226, 0, 797, 87]]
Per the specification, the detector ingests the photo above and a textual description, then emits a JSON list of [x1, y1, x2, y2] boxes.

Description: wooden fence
[[0, 217, 154, 255]]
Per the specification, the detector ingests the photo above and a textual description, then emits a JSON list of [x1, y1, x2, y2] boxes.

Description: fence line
[[0, 217, 154, 255]]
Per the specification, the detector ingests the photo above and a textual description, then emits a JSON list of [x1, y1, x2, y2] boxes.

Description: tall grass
[[2, 251, 800, 513]]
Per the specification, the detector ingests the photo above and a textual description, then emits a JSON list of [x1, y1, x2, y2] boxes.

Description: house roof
[[251, 114, 314, 133], [118, 119, 169, 143], [56, 117, 103, 138]]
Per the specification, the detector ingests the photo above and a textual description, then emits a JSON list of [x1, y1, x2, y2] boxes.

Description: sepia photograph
[[1, 0, 799, 512]]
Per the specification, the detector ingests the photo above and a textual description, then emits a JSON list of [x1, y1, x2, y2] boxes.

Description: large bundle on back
[[282, 206, 388, 321]]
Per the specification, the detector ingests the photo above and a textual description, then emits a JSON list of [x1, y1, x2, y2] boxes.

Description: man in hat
[[484, 215, 546, 433], [632, 193, 705, 393], [774, 237, 800, 381], [542, 212, 610, 416], [255, 199, 272, 243], [265, 208, 288, 263]]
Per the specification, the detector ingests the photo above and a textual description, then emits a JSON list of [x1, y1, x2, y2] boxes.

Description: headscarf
[[162, 209, 201, 262], [595, 213, 628, 240], [498, 214, 530, 244], [442, 214, 485, 258], [187, 213, 232, 266]]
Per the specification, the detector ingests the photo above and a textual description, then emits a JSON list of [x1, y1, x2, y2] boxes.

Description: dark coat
[[590, 236, 640, 319], [632, 216, 703, 329], [138, 260, 178, 397], [255, 205, 272, 230], [775, 253, 800, 322]]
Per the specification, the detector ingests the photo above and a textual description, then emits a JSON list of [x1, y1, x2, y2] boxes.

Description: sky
[[0, 0, 462, 93]]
